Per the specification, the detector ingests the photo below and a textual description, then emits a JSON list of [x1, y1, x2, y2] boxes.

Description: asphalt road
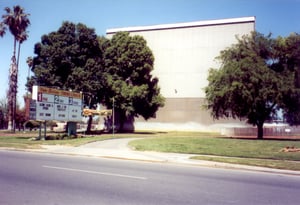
[[1, 150, 300, 205]]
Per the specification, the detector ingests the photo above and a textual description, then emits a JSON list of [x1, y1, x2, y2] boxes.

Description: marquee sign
[[30, 86, 83, 122]]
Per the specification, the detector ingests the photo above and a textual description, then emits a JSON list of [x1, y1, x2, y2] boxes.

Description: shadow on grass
[[15, 136, 33, 140], [129, 131, 167, 135], [80, 130, 167, 135]]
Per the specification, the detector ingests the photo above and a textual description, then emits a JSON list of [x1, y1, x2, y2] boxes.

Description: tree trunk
[[7, 89, 13, 131], [8, 38, 18, 132], [119, 118, 124, 133], [8, 57, 17, 132], [17, 41, 21, 67], [86, 115, 93, 134], [257, 123, 264, 139], [118, 111, 126, 133]]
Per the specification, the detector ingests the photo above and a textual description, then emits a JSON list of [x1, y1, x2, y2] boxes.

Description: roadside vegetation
[[129, 135, 300, 161], [128, 133, 300, 170], [205, 32, 300, 139], [0, 130, 150, 149], [1, 131, 300, 170]]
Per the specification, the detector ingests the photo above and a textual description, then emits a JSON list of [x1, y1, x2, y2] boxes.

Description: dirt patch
[[280, 146, 300, 152], [0, 132, 35, 137]]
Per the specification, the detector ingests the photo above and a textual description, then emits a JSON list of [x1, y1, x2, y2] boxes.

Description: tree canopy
[[103, 32, 164, 131], [28, 23, 164, 133], [27, 21, 105, 105], [278, 33, 300, 125], [205, 32, 299, 139], [27, 22, 105, 133], [2, 5, 30, 51]]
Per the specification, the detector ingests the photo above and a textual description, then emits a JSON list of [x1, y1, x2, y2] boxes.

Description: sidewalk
[[30, 138, 300, 176]]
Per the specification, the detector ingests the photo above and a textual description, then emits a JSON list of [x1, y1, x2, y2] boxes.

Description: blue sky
[[0, 0, 300, 107]]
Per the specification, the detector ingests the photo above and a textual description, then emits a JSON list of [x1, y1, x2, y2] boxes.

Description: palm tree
[[2, 5, 30, 131], [26, 56, 33, 79], [17, 30, 28, 67], [0, 22, 6, 37]]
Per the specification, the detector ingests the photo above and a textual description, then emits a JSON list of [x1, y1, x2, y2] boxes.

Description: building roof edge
[[106, 16, 255, 34]]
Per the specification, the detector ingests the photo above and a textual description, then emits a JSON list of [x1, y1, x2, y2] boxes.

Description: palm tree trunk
[[7, 59, 17, 132], [17, 41, 21, 67], [8, 38, 17, 132]]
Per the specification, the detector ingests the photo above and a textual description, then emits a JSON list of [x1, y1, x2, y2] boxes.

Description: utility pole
[[112, 97, 115, 137]]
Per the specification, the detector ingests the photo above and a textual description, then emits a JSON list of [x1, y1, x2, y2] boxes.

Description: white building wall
[[106, 17, 255, 131], [107, 17, 255, 98]]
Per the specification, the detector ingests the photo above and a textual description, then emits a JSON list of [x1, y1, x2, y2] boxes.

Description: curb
[[1, 147, 300, 176]]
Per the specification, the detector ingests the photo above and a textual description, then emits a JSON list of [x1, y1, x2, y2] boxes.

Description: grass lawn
[[0, 131, 152, 149], [0, 135, 111, 149], [128, 134, 300, 170], [130, 136, 300, 161], [1, 130, 300, 170], [191, 156, 300, 171]]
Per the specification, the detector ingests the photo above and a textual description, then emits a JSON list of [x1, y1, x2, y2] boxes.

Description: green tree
[[26, 56, 33, 85], [104, 32, 164, 132], [277, 33, 300, 125], [205, 32, 295, 139], [2, 5, 30, 132], [0, 97, 8, 129], [27, 22, 105, 133]]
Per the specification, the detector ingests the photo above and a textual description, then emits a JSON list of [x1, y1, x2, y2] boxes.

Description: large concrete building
[[106, 17, 255, 132]]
